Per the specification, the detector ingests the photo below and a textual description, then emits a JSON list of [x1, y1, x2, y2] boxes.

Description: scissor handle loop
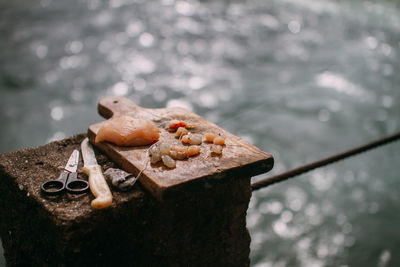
[[65, 172, 89, 194], [41, 180, 65, 195], [66, 180, 90, 194], [41, 169, 89, 195]]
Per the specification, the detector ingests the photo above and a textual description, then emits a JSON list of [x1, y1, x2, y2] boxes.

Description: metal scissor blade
[[64, 150, 80, 173]]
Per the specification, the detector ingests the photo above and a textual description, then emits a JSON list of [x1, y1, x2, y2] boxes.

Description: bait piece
[[213, 136, 226, 146], [210, 144, 223, 154], [169, 120, 188, 131], [187, 145, 201, 156], [181, 133, 202, 145], [149, 144, 162, 164], [162, 155, 176, 168], [159, 143, 172, 155], [204, 133, 217, 143], [176, 127, 189, 138]]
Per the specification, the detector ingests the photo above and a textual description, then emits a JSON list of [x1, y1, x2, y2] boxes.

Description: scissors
[[41, 149, 89, 195]]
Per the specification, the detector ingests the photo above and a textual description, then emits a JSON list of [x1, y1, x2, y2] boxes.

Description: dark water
[[1, 0, 400, 266]]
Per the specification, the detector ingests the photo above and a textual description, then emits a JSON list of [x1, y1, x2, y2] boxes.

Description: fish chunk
[[95, 115, 160, 146]]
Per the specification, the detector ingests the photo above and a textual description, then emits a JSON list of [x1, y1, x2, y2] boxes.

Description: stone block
[[0, 134, 251, 266]]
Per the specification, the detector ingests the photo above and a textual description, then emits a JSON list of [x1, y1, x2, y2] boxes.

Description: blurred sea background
[[1, 0, 400, 266]]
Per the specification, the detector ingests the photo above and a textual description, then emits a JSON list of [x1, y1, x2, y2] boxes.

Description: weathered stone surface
[[0, 134, 251, 266]]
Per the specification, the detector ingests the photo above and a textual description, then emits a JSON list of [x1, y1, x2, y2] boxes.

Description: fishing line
[[215, 98, 271, 128], [251, 130, 400, 191], [202, 92, 400, 190]]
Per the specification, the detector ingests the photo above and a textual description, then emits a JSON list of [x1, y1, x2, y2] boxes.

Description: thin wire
[[135, 141, 161, 181], [216, 100, 270, 128], [251, 131, 400, 191]]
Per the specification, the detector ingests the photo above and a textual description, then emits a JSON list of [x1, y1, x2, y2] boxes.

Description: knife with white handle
[[81, 138, 112, 209]]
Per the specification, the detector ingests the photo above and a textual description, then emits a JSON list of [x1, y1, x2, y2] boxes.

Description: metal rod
[[251, 131, 400, 191]]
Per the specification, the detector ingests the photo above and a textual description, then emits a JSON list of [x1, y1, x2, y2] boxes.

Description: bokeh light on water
[[1, 0, 400, 266]]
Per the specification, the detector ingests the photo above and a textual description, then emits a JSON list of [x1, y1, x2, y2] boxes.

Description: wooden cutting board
[[88, 96, 274, 200]]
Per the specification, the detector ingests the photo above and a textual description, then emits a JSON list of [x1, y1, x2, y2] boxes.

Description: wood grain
[[88, 96, 273, 200]]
